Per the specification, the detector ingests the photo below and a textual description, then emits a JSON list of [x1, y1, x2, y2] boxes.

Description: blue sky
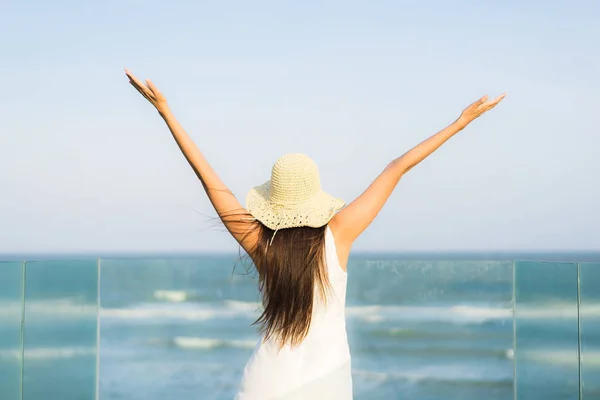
[[1, 0, 598, 253]]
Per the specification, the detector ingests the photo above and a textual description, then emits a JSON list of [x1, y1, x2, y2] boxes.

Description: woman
[[125, 69, 505, 399]]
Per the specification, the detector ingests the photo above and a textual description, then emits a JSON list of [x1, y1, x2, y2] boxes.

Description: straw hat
[[246, 154, 345, 230]]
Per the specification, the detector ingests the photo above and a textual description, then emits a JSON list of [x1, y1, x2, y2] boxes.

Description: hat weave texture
[[246, 154, 345, 230]]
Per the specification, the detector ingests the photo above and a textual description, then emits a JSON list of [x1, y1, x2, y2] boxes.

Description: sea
[[1, 252, 599, 400]]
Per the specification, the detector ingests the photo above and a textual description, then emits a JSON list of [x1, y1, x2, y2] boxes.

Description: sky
[[1, 0, 599, 254]]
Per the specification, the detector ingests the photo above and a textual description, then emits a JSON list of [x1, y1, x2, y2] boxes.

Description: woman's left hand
[[125, 69, 168, 113]]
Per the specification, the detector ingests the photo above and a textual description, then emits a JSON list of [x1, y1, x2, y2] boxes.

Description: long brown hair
[[216, 207, 330, 348], [250, 224, 330, 347]]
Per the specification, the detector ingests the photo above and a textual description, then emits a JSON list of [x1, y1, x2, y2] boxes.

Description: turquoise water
[[1, 254, 599, 399]]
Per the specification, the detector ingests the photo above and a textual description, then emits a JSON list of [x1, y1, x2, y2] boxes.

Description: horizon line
[[2, 249, 600, 263]]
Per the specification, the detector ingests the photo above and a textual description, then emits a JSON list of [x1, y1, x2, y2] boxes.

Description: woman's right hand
[[458, 93, 506, 125]]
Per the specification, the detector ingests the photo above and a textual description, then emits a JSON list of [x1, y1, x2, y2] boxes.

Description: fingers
[[125, 69, 145, 88], [491, 93, 507, 105], [483, 93, 507, 112], [475, 93, 506, 108], [129, 79, 153, 100], [483, 93, 506, 106], [130, 81, 154, 104], [125, 68, 156, 102], [477, 92, 506, 112], [125, 69, 150, 92], [145, 79, 161, 96]]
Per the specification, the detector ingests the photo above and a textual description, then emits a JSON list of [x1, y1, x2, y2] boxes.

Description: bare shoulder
[[328, 217, 352, 272]]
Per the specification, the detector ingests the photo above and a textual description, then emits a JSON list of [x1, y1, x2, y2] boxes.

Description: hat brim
[[246, 181, 346, 230]]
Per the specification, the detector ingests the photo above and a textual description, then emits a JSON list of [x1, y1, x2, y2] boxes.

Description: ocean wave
[[0, 299, 96, 319], [0, 346, 95, 361], [353, 363, 512, 386], [101, 302, 509, 324], [101, 306, 219, 321], [153, 290, 191, 303], [101, 299, 600, 325], [151, 289, 262, 309], [100, 300, 262, 321], [350, 302, 600, 324], [0, 301, 21, 320], [347, 304, 512, 324], [506, 348, 514, 360], [172, 336, 257, 350], [517, 303, 600, 319], [377, 327, 511, 341], [520, 349, 600, 367], [223, 300, 263, 312], [360, 345, 513, 360]]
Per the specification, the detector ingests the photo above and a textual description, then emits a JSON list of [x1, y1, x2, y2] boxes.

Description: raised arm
[[125, 69, 258, 252], [330, 94, 506, 256]]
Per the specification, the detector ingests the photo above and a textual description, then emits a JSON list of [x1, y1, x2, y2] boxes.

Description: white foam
[[351, 368, 389, 383], [348, 302, 600, 324], [0, 301, 21, 320], [100, 300, 262, 322], [223, 300, 262, 312], [0, 349, 21, 360], [174, 337, 222, 349], [517, 303, 600, 319], [0, 346, 95, 361], [353, 362, 510, 384], [0, 299, 96, 319], [153, 290, 189, 303], [173, 336, 257, 350], [505, 348, 514, 360], [362, 315, 385, 323], [451, 305, 513, 320], [100, 307, 218, 321], [346, 304, 512, 324], [520, 349, 600, 367], [101, 302, 509, 324], [101, 299, 600, 325]]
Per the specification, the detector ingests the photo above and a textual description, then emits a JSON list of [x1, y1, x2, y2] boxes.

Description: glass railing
[[0, 262, 23, 400], [514, 261, 580, 399], [1, 257, 598, 400], [579, 262, 600, 399], [345, 258, 514, 400]]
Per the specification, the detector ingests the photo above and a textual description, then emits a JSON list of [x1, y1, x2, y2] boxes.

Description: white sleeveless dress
[[235, 225, 353, 400]]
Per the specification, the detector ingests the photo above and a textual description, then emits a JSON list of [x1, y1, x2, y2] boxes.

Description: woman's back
[[235, 226, 352, 400], [124, 70, 506, 399]]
